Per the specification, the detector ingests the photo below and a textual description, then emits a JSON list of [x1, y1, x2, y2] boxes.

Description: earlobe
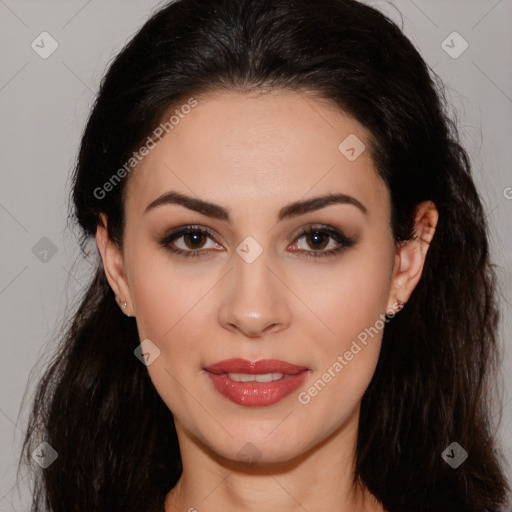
[[95, 214, 134, 317], [388, 201, 438, 311]]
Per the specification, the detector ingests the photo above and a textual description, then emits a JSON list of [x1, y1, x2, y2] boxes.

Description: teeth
[[227, 372, 284, 382]]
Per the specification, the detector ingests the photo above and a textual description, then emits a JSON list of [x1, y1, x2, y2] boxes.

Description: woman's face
[[107, 90, 403, 464]]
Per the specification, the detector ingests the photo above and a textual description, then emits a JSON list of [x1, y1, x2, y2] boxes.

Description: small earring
[[396, 301, 405, 311], [117, 296, 128, 312]]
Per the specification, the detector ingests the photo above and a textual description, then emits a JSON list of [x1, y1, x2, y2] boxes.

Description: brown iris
[[184, 232, 208, 249], [306, 231, 329, 250]]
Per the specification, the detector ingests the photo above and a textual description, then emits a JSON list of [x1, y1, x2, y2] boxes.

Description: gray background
[[1, 0, 511, 509]]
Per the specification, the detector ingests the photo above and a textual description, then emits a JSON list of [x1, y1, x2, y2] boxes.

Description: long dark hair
[[19, 0, 511, 510]]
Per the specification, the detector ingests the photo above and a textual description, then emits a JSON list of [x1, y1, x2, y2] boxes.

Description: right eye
[[158, 225, 224, 259]]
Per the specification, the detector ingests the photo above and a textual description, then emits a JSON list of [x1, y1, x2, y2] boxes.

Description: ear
[[387, 201, 438, 313], [95, 213, 135, 317]]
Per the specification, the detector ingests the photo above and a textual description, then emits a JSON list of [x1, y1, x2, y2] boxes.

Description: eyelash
[[158, 224, 356, 260]]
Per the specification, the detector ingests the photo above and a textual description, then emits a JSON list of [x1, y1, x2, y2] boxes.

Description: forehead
[[124, 90, 390, 221]]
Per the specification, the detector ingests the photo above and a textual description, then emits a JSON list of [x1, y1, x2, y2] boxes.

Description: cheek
[[292, 244, 393, 404], [128, 239, 206, 338], [131, 274, 209, 370], [294, 245, 393, 347], [128, 254, 211, 416], [125, 246, 206, 389]]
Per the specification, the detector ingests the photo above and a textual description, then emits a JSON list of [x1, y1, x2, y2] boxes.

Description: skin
[[96, 89, 438, 512]]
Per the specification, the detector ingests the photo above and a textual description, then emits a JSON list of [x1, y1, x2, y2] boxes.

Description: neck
[[165, 405, 383, 512]]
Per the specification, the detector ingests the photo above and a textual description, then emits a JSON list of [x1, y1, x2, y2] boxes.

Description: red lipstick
[[204, 358, 309, 407]]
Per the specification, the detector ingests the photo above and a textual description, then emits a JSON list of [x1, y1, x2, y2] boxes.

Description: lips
[[205, 358, 308, 375], [204, 358, 310, 407]]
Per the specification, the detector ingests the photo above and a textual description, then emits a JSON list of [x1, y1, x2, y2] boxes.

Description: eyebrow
[[144, 190, 367, 220]]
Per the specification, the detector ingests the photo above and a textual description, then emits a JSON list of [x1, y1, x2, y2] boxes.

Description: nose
[[217, 250, 292, 338]]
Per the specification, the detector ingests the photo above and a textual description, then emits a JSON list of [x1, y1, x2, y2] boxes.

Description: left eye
[[289, 226, 356, 257], [293, 229, 338, 252]]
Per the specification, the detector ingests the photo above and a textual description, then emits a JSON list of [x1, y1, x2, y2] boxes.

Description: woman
[[19, 0, 511, 510]]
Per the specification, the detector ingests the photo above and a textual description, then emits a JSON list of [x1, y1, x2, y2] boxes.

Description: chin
[[199, 425, 313, 467]]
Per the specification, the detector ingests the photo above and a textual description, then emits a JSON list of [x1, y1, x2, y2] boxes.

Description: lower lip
[[206, 371, 309, 407]]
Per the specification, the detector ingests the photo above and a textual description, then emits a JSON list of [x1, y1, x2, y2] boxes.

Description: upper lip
[[205, 358, 308, 375]]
